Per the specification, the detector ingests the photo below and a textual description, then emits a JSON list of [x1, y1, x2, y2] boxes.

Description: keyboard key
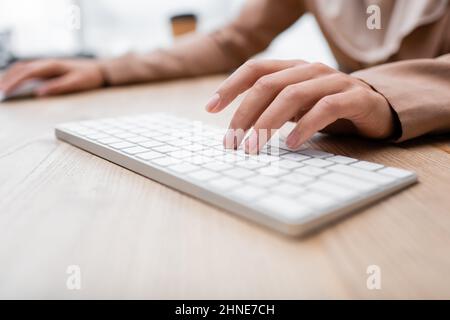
[[329, 165, 396, 185], [156, 134, 180, 142], [378, 167, 415, 179], [114, 132, 137, 139], [277, 159, 304, 170], [220, 153, 245, 163], [200, 149, 225, 157], [281, 153, 310, 162], [136, 151, 165, 161], [295, 166, 328, 177], [255, 154, 280, 163], [182, 143, 206, 152], [86, 132, 109, 140], [139, 140, 164, 148], [246, 175, 278, 187], [100, 127, 124, 135], [308, 181, 357, 199], [302, 158, 334, 168], [270, 184, 305, 197], [168, 163, 200, 174], [122, 146, 149, 155], [236, 160, 267, 170], [109, 141, 136, 149], [209, 177, 241, 190], [232, 149, 250, 158], [201, 139, 222, 147], [151, 156, 182, 166], [187, 156, 214, 165], [328, 155, 358, 164], [260, 146, 289, 156], [185, 135, 206, 143], [188, 169, 219, 181], [153, 145, 179, 153], [74, 129, 98, 136], [140, 131, 164, 139], [168, 139, 192, 147], [297, 192, 335, 209], [351, 161, 384, 171], [129, 127, 149, 134], [98, 137, 122, 145], [231, 186, 266, 201], [203, 161, 233, 171], [126, 136, 149, 143], [224, 168, 255, 179], [299, 149, 334, 158], [322, 173, 377, 192], [282, 173, 315, 185], [167, 150, 195, 159], [256, 196, 312, 220], [258, 166, 288, 177]]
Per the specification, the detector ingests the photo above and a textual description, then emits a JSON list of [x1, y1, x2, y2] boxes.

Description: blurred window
[[0, 0, 336, 67], [0, 0, 242, 57]]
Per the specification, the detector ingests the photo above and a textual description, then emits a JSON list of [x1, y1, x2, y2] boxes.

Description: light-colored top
[[100, 0, 450, 142]]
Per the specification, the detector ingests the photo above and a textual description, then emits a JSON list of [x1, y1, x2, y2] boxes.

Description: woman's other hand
[[0, 59, 105, 97]]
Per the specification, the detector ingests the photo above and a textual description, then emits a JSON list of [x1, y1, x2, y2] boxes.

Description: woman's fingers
[[210, 59, 394, 149], [0, 62, 28, 85], [224, 63, 330, 148], [0, 60, 66, 94], [36, 74, 83, 96], [285, 92, 355, 148], [245, 74, 349, 154], [206, 59, 304, 113]]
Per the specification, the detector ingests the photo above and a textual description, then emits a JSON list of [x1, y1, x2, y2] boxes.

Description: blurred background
[[0, 0, 336, 69]]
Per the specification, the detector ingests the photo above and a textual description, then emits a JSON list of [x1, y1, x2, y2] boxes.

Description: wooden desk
[[1, 76, 449, 299]]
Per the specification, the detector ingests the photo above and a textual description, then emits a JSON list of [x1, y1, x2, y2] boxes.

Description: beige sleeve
[[353, 54, 450, 142], [98, 0, 305, 85]]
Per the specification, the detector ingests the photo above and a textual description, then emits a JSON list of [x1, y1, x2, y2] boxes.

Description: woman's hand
[[0, 59, 105, 97], [205, 59, 395, 153]]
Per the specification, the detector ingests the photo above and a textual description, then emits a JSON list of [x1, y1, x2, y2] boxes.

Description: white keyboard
[[55, 113, 417, 236]]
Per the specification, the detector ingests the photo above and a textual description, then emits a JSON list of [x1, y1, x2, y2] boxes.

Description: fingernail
[[223, 129, 236, 149], [245, 131, 259, 154], [286, 131, 301, 148], [205, 93, 221, 112]]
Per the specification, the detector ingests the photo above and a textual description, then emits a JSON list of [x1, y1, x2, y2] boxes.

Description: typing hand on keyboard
[[205, 59, 396, 154], [56, 113, 416, 236]]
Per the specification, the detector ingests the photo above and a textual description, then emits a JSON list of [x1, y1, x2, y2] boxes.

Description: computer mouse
[[0, 79, 44, 102]]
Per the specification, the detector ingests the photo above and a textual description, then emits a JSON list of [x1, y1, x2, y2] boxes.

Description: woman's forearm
[[99, 0, 306, 86], [353, 54, 450, 142]]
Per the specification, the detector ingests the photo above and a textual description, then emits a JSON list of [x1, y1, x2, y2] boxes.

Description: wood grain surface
[[0, 75, 449, 299]]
